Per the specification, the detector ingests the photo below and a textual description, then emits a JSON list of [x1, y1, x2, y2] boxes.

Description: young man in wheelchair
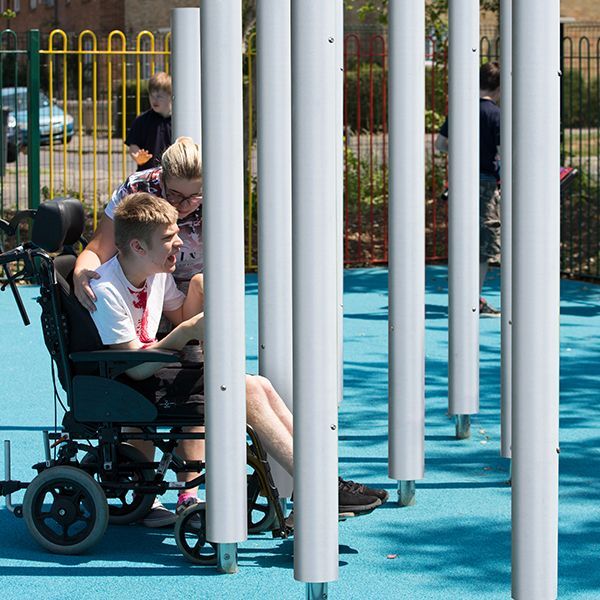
[[90, 192, 387, 524]]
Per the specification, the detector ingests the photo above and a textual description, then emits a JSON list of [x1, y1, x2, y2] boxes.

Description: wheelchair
[[0, 198, 289, 564]]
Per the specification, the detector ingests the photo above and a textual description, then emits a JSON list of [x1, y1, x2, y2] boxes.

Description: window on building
[[30, 0, 37, 9], [13, 0, 21, 13], [140, 38, 153, 81]]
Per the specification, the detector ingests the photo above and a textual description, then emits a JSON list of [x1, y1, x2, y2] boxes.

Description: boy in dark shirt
[[436, 61, 501, 316], [126, 71, 173, 171]]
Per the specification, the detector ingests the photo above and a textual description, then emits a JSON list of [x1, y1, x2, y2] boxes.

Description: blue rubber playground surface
[[0, 265, 598, 599]]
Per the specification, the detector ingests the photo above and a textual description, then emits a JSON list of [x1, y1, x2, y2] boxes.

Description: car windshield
[[2, 89, 51, 111]]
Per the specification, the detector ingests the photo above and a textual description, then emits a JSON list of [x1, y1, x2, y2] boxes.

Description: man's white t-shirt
[[90, 255, 185, 346]]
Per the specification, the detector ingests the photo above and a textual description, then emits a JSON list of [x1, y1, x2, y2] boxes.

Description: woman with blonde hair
[[74, 137, 204, 310], [73, 137, 204, 529]]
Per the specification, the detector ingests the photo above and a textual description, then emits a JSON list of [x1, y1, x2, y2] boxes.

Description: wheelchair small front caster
[[22, 465, 108, 555], [174, 502, 218, 566]]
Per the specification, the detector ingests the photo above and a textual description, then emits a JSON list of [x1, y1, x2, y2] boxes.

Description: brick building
[[1, 0, 200, 35], [2, 1, 599, 37]]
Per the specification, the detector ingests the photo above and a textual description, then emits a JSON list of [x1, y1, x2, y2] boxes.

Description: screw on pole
[[397, 480, 416, 506], [217, 543, 238, 574]]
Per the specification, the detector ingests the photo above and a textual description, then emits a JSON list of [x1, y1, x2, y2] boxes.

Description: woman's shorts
[[123, 362, 205, 421]]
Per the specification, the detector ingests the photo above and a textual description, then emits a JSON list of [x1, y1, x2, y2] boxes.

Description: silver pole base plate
[[455, 414, 471, 439], [397, 480, 416, 506], [306, 582, 328, 599], [217, 543, 238, 574]]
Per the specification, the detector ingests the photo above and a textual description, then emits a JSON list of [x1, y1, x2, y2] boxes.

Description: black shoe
[[338, 477, 382, 515], [338, 477, 389, 503], [479, 298, 501, 318]]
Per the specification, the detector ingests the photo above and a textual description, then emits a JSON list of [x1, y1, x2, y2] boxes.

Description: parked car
[[2, 87, 74, 163]]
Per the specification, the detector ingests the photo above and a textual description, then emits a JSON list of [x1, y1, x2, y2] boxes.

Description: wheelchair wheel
[[22, 465, 108, 555], [174, 503, 218, 566], [247, 465, 277, 534], [81, 443, 156, 525]]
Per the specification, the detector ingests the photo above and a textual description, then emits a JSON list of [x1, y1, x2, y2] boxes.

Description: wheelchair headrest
[[31, 198, 85, 253]]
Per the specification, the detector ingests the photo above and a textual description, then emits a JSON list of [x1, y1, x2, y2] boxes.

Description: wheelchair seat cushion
[[120, 363, 205, 421]]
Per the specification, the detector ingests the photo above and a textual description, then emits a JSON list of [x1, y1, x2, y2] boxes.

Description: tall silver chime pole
[[201, 0, 247, 574], [447, 0, 480, 439], [512, 1, 560, 598], [500, 0, 512, 462], [256, 0, 294, 504], [171, 7, 202, 150], [387, 0, 425, 507], [291, 1, 339, 597], [335, 0, 344, 409]]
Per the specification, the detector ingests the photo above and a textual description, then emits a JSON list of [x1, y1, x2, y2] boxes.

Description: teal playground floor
[[0, 266, 598, 599]]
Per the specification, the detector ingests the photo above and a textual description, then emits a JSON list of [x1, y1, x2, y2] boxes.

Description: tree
[[2, 8, 16, 30], [344, 1, 500, 37]]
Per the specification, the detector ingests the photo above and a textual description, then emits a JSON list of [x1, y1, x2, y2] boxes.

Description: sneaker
[[176, 496, 204, 530], [338, 477, 381, 515], [141, 499, 177, 528], [479, 298, 501, 318], [338, 477, 389, 503], [176, 495, 201, 516]]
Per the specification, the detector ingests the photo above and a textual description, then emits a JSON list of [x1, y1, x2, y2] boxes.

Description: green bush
[[425, 64, 448, 115], [345, 63, 387, 132], [345, 63, 448, 134], [426, 109, 445, 134], [561, 70, 600, 128]]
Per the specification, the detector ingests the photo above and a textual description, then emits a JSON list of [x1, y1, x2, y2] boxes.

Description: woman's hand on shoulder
[[73, 267, 101, 312]]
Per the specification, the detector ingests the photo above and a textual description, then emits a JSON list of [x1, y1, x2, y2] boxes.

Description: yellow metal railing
[[41, 29, 171, 224]]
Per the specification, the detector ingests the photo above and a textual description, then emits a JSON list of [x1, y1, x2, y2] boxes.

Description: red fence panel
[[343, 32, 449, 266]]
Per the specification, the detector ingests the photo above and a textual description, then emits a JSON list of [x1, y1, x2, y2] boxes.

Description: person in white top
[[91, 192, 386, 527], [75, 137, 204, 313]]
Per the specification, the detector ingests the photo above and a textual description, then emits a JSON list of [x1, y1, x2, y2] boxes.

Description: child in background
[[126, 71, 173, 171]]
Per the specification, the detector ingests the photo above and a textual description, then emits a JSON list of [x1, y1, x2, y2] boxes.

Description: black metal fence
[[561, 24, 600, 279]]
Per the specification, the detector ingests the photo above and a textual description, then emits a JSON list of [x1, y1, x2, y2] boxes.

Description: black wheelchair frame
[[0, 198, 289, 564]]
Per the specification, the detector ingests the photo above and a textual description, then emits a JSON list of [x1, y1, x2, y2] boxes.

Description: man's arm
[[113, 313, 204, 380], [163, 274, 204, 326]]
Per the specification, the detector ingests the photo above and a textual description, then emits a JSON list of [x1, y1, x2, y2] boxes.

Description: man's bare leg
[[254, 375, 293, 436], [175, 426, 205, 497], [245, 375, 293, 475]]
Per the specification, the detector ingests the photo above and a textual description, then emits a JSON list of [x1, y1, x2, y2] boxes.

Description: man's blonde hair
[[148, 71, 172, 96], [114, 192, 178, 253], [161, 136, 202, 182]]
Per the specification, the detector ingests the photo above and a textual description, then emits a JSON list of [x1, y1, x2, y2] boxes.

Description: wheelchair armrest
[[70, 348, 180, 366]]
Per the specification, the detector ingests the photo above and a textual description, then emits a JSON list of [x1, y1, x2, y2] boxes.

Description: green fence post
[[27, 29, 41, 210]]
